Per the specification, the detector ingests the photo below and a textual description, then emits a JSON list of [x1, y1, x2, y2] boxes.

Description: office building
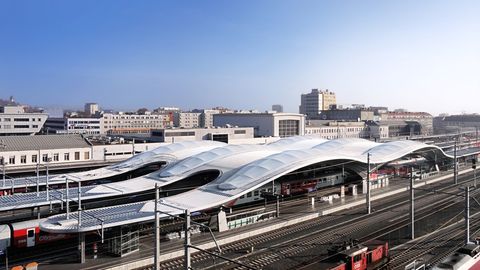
[[84, 103, 99, 116], [305, 121, 389, 140], [379, 111, 433, 137], [151, 127, 254, 143], [0, 105, 48, 136], [214, 112, 305, 137], [101, 112, 172, 134], [299, 89, 336, 119], [173, 112, 202, 128], [44, 117, 102, 135]]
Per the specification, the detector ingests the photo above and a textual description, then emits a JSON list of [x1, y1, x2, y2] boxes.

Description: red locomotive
[[301, 240, 389, 270]]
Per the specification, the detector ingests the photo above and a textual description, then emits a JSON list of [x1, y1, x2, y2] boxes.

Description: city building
[[299, 89, 336, 119], [305, 121, 389, 140], [101, 112, 172, 134], [173, 112, 202, 128], [151, 127, 254, 143], [0, 134, 163, 171], [84, 103, 99, 116], [44, 117, 102, 135], [0, 105, 48, 136], [214, 112, 305, 137], [193, 109, 221, 128], [433, 114, 480, 134], [379, 111, 433, 137], [319, 109, 375, 122], [272, 104, 283, 113]]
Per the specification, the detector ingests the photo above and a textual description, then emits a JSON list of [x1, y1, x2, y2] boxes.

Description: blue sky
[[1, 0, 479, 115]]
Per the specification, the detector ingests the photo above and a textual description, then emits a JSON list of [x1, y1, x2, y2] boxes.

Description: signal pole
[[454, 138, 458, 185], [410, 167, 415, 240], [366, 152, 371, 215]]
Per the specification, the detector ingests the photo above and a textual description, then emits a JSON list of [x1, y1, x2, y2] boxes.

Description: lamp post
[[46, 157, 52, 199]]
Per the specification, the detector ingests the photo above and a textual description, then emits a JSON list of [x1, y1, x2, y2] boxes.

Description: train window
[[267, 188, 272, 193], [254, 191, 259, 196], [247, 192, 252, 198], [323, 178, 326, 182], [27, 229, 34, 238], [353, 254, 362, 262], [239, 195, 245, 199]]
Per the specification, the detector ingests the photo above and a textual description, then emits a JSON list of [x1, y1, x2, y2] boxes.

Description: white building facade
[[151, 127, 254, 143], [101, 112, 172, 134], [173, 112, 202, 128], [305, 121, 389, 140], [0, 106, 48, 136], [45, 117, 102, 135], [213, 113, 305, 137]]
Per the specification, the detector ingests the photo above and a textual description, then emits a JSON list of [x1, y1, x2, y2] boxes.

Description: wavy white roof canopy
[[47, 140, 226, 182], [41, 138, 455, 233], [157, 136, 327, 181]]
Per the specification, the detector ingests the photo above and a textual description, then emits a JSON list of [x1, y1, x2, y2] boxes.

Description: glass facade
[[279, 120, 299, 137]]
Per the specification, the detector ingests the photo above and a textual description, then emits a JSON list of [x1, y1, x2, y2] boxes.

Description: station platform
[[34, 168, 473, 270]]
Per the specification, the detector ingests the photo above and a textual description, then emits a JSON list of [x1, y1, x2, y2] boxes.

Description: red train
[[311, 240, 389, 270], [0, 219, 72, 250]]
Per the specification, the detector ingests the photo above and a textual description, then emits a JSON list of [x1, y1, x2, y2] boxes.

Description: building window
[[21, 155, 26, 164], [64, 153, 70, 161], [9, 156, 15, 164], [53, 153, 59, 162], [75, 152, 80, 160], [234, 129, 247, 134], [84, 152, 90, 160], [42, 154, 48, 162], [32, 155, 37, 163], [279, 120, 300, 137]]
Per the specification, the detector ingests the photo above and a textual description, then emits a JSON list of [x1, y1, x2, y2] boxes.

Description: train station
[[1, 136, 479, 270]]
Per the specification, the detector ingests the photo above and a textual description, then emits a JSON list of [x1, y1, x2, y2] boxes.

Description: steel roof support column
[[78, 232, 85, 264], [465, 186, 470, 245], [154, 184, 160, 270], [184, 209, 191, 270], [78, 180, 82, 211], [66, 178, 70, 219], [36, 163, 39, 197]]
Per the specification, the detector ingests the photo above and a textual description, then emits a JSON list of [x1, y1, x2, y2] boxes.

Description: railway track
[[140, 175, 478, 270], [388, 212, 480, 268]]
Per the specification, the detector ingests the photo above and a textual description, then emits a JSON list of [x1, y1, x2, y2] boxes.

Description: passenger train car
[[0, 219, 73, 250], [230, 172, 350, 206], [433, 244, 480, 270]]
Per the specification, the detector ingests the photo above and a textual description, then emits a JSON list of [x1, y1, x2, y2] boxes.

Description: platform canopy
[[40, 138, 458, 233]]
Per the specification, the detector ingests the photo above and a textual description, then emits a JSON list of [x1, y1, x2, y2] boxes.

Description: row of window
[[0, 118, 42, 122], [0, 125, 39, 129], [239, 188, 274, 199], [103, 116, 167, 120], [1, 151, 90, 165]]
